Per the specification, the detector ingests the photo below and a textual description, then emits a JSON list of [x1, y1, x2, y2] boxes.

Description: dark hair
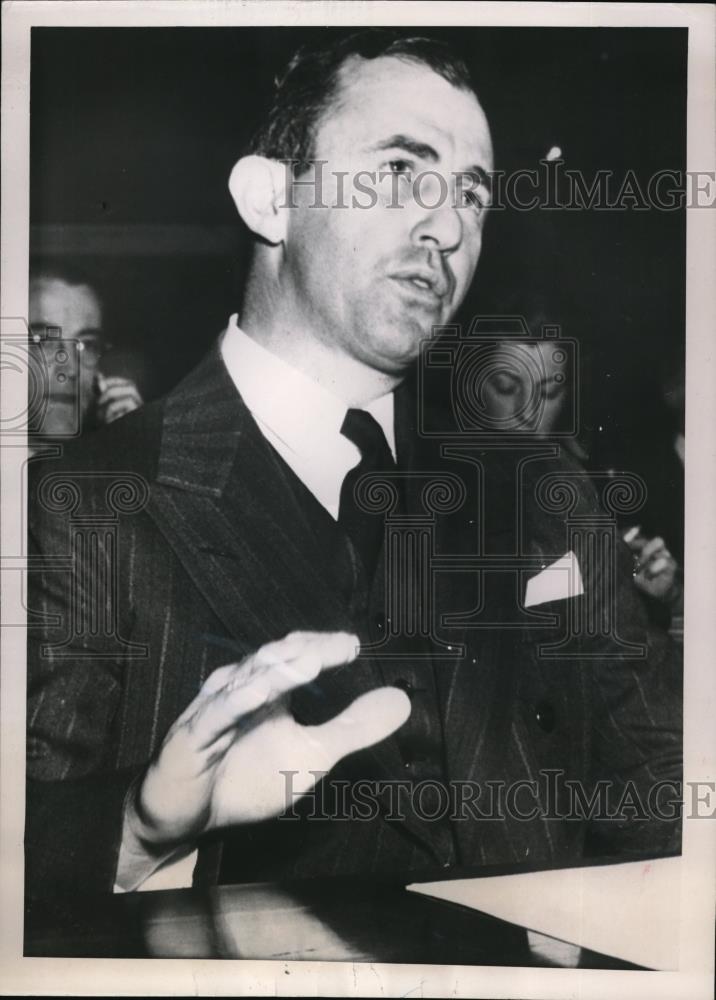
[[29, 261, 101, 299], [247, 29, 476, 175]]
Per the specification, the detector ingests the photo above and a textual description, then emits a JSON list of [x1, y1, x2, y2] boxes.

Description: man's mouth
[[48, 391, 79, 403], [390, 271, 449, 306]]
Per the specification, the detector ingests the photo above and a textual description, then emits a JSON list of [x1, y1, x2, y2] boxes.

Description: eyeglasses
[[28, 325, 112, 361]]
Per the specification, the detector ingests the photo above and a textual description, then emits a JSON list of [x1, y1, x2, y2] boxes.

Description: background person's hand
[[127, 631, 412, 852], [623, 526, 682, 610], [95, 374, 143, 424]]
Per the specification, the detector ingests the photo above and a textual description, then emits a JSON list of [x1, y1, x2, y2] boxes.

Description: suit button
[[401, 744, 428, 768], [374, 613, 386, 631], [395, 678, 413, 696], [534, 701, 556, 733]]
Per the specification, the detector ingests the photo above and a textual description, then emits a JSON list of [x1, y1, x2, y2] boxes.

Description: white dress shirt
[[220, 314, 396, 519]]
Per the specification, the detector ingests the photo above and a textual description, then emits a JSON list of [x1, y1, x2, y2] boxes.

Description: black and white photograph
[[1, 2, 714, 997]]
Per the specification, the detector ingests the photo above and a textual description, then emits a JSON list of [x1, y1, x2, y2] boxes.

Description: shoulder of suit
[[28, 397, 165, 487], [521, 448, 600, 520]]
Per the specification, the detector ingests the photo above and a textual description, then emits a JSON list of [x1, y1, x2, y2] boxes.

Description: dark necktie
[[339, 408, 398, 583]]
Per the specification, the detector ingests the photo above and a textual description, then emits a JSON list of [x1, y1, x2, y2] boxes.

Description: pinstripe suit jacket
[[25, 345, 682, 898]]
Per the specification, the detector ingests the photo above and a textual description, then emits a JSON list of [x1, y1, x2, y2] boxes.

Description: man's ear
[[228, 155, 288, 245]]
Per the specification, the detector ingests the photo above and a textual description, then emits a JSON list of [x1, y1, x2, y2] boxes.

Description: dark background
[[29, 26, 687, 456]]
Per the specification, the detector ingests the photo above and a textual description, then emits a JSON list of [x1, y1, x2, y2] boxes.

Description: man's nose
[[45, 343, 81, 382], [410, 178, 463, 253]]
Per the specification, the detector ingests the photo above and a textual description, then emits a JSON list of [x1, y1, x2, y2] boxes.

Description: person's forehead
[[500, 342, 564, 372], [316, 54, 493, 168], [29, 279, 101, 329]]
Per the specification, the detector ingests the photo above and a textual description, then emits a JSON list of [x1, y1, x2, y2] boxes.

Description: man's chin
[[371, 315, 440, 366], [367, 343, 422, 378], [33, 400, 85, 438]]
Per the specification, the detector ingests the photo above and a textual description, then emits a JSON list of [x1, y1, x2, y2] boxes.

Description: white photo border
[[1, 2, 714, 997]]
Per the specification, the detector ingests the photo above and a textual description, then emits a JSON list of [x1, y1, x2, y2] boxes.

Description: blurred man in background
[[28, 267, 142, 443]]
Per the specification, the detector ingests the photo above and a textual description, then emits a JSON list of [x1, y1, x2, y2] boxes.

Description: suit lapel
[[146, 346, 356, 649], [145, 348, 407, 759]]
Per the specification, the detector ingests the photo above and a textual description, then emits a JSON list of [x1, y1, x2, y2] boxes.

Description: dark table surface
[[25, 875, 643, 968]]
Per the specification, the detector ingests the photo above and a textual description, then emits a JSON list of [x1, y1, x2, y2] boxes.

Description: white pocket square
[[524, 550, 584, 608]]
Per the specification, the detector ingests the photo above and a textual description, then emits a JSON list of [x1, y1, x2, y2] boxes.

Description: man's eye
[[461, 188, 488, 212], [387, 159, 413, 179]]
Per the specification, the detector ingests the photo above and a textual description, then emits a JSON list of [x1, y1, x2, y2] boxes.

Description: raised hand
[[126, 631, 411, 853], [623, 526, 682, 611]]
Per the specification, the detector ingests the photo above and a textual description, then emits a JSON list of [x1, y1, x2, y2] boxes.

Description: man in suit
[[29, 266, 143, 442], [26, 30, 681, 901]]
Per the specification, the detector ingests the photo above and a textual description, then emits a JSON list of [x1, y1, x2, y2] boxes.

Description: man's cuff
[[113, 849, 198, 893], [113, 775, 196, 892]]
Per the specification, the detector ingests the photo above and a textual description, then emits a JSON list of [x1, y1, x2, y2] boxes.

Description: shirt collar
[[220, 314, 396, 459]]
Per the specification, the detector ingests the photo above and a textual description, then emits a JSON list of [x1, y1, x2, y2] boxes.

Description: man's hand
[[127, 631, 411, 852], [623, 526, 683, 611], [96, 375, 143, 424]]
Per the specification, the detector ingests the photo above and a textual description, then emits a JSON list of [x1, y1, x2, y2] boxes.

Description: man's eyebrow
[[456, 165, 492, 195], [368, 134, 439, 162]]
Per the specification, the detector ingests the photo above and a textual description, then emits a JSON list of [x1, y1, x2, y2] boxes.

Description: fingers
[[622, 525, 645, 552], [244, 631, 359, 693], [644, 556, 671, 576], [191, 632, 350, 702], [96, 375, 142, 393], [636, 536, 666, 565], [98, 385, 142, 404], [631, 535, 680, 604], [96, 378, 143, 424], [186, 631, 360, 749], [626, 529, 677, 580], [633, 537, 673, 577], [102, 400, 141, 424], [309, 686, 412, 766]]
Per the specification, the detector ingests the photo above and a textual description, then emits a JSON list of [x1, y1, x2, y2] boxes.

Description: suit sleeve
[[584, 532, 682, 857], [25, 472, 142, 899]]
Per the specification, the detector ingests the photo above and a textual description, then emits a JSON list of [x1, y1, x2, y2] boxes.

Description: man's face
[[481, 341, 568, 433], [283, 55, 493, 376], [29, 277, 103, 436]]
